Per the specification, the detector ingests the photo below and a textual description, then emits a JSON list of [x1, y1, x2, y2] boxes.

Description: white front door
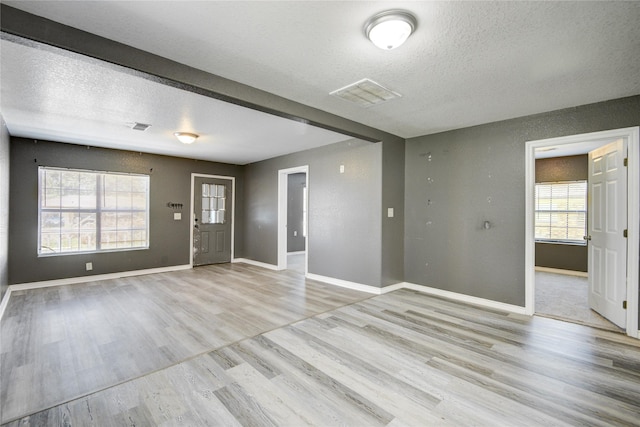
[[588, 139, 627, 328]]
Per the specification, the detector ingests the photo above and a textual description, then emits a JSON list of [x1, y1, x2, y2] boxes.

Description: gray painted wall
[[0, 114, 9, 300], [2, 4, 407, 290], [287, 173, 306, 253], [244, 139, 383, 287], [405, 95, 640, 307], [9, 138, 243, 284], [535, 155, 588, 272], [381, 139, 405, 286]]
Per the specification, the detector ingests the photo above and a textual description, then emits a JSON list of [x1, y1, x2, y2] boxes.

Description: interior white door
[[588, 139, 627, 328]]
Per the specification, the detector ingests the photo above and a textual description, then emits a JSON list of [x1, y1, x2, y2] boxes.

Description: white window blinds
[[535, 181, 587, 243]]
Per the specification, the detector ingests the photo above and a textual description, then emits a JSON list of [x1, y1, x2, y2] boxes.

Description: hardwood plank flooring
[[0, 263, 369, 424], [4, 277, 640, 426]]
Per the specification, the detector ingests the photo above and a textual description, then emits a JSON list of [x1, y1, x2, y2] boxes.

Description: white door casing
[[588, 139, 627, 328], [525, 127, 639, 339]]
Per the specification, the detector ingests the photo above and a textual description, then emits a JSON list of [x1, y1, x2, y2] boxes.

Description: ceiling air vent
[[330, 78, 401, 108], [131, 122, 151, 131]]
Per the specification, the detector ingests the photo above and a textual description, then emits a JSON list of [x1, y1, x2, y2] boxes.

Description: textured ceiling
[[0, 38, 352, 164], [2, 1, 640, 161]]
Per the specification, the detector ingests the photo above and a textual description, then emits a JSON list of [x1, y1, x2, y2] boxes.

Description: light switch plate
[[174, 212, 182, 220], [340, 165, 345, 174], [387, 208, 394, 218]]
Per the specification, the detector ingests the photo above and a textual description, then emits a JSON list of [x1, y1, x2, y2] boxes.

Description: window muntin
[[38, 167, 149, 255], [201, 183, 226, 224], [535, 181, 587, 244]]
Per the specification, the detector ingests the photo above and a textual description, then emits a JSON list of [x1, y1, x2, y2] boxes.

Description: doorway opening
[[533, 153, 620, 331], [525, 127, 639, 338], [277, 166, 309, 274]]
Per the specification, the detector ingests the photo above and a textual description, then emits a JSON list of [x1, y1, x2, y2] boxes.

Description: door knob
[[583, 235, 591, 241]]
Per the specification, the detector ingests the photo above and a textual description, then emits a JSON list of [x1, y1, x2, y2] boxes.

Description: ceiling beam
[[1, 4, 404, 145]]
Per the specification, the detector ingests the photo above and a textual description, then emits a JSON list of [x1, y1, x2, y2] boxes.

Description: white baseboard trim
[[399, 282, 528, 315], [287, 251, 306, 255], [306, 273, 386, 294], [2, 264, 529, 321], [1, 264, 191, 321], [303, 274, 527, 315], [10, 264, 192, 292], [0, 287, 12, 321], [233, 258, 279, 271], [534, 266, 588, 277]]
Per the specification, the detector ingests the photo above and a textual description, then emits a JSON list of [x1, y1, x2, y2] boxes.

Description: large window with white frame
[[38, 167, 149, 255], [535, 180, 587, 244]]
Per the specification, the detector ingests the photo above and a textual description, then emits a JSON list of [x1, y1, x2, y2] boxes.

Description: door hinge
[[624, 157, 628, 167], [623, 229, 628, 238], [623, 300, 627, 310]]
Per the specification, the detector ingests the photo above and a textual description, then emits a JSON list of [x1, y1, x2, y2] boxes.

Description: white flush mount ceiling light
[[364, 10, 417, 50], [174, 132, 198, 144]]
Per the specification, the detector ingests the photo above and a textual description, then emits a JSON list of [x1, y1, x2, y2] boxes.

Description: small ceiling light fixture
[[364, 10, 417, 50], [174, 132, 199, 144]]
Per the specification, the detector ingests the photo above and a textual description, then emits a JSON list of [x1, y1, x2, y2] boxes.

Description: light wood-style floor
[[0, 263, 368, 424], [286, 253, 305, 274], [2, 264, 640, 426]]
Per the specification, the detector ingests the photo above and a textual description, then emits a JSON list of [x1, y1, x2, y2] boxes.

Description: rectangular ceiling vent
[[330, 78, 401, 108], [131, 122, 151, 131]]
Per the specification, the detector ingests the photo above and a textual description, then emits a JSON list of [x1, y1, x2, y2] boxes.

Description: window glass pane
[[101, 231, 117, 249], [61, 171, 78, 189], [40, 233, 60, 254], [117, 212, 132, 229], [39, 167, 149, 255], [44, 188, 61, 208], [60, 232, 79, 252], [79, 173, 96, 191], [44, 169, 61, 190], [79, 213, 96, 230], [103, 191, 117, 209], [102, 212, 116, 230], [132, 212, 146, 228], [535, 181, 587, 243], [116, 175, 132, 192], [117, 230, 132, 248], [131, 176, 147, 192], [41, 212, 61, 232], [60, 212, 80, 232], [131, 193, 146, 210], [117, 192, 132, 209], [79, 232, 96, 251], [61, 188, 79, 208], [104, 175, 117, 191]]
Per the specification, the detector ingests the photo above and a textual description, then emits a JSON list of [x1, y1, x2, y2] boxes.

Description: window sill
[[535, 240, 587, 247], [38, 246, 150, 257]]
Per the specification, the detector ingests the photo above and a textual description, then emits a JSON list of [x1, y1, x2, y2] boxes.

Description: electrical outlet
[[294, 231, 297, 236], [86, 262, 93, 271], [340, 164, 345, 174]]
